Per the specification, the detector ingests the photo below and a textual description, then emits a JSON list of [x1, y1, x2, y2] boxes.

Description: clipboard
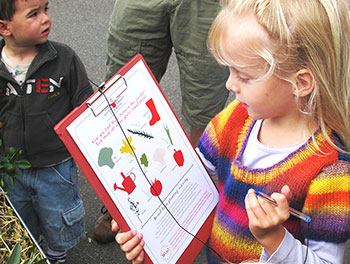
[[54, 54, 218, 264]]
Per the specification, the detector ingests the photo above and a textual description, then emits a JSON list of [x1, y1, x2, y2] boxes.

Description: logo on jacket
[[1, 77, 64, 96]]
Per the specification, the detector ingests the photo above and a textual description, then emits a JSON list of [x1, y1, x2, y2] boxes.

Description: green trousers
[[106, 0, 229, 130]]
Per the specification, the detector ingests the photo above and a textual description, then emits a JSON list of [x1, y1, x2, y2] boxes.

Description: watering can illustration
[[114, 172, 136, 195]]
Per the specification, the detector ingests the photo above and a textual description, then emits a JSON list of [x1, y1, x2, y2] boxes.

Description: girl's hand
[[245, 185, 291, 255], [111, 219, 145, 264]]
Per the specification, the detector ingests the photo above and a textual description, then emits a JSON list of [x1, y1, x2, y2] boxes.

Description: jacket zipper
[[19, 86, 29, 162]]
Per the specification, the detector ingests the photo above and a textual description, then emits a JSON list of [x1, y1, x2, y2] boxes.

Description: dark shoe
[[92, 207, 117, 243]]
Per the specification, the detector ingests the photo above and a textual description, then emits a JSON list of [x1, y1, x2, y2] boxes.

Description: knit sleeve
[[197, 100, 241, 168], [302, 159, 350, 243], [197, 116, 220, 169]]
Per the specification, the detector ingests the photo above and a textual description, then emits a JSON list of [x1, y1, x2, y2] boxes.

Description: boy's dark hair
[[0, 0, 17, 21]]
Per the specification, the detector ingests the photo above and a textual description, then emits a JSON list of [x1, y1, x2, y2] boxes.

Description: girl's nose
[[226, 72, 239, 93]]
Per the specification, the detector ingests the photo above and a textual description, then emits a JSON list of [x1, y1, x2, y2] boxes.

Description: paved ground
[[49, 1, 350, 263]]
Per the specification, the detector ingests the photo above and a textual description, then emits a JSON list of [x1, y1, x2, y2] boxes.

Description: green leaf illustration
[[140, 153, 149, 167], [164, 126, 173, 145]]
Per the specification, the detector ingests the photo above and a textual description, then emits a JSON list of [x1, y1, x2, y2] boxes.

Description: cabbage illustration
[[98, 147, 115, 169]]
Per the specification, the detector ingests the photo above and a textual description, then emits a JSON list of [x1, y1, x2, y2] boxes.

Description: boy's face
[[6, 0, 51, 46]]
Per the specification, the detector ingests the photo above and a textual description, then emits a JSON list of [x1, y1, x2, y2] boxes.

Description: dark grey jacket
[[0, 40, 93, 167]]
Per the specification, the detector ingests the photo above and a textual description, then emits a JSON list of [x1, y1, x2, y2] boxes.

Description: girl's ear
[[0, 20, 11, 37], [294, 69, 314, 97]]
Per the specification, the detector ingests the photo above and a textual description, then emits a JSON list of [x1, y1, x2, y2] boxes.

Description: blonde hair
[[209, 0, 350, 151]]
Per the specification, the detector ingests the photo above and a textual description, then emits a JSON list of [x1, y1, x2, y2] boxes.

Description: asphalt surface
[[49, 1, 350, 263]]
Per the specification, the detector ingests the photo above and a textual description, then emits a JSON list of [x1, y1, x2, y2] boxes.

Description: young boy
[[0, 0, 93, 263]]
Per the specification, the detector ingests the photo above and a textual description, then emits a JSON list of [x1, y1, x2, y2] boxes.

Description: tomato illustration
[[150, 179, 162, 196]]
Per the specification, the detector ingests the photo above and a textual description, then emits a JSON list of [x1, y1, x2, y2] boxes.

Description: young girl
[[112, 0, 350, 263]]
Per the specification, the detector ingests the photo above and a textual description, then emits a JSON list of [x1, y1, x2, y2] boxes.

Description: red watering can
[[114, 172, 136, 195]]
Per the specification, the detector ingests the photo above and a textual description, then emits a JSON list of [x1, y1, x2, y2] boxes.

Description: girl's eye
[[237, 75, 251, 83], [230, 68, 251, 83]]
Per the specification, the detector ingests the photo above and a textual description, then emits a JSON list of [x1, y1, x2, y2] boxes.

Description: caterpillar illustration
[[127, 128, 154, 139]]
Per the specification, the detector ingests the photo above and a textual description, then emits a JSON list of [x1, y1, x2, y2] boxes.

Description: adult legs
[[105, 0, 173, 82], [170, 0, 230, 146]]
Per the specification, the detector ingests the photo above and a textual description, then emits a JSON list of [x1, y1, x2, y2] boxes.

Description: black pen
[[255, 191, 311, 223]]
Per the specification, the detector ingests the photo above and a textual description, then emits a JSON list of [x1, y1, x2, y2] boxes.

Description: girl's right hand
[[111, 219, 145, 264], [245, 186, 291, 255]]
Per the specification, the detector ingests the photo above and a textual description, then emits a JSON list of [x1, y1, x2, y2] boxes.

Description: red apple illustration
[[150, 179, 162, 196], [173, 149, 184, 167]]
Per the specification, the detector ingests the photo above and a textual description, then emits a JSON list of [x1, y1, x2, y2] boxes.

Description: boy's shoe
[[92, 206, 117, 243], [47, 259, 66, 264], [36, 235, 44, 249], [46, 247, 67, 264]]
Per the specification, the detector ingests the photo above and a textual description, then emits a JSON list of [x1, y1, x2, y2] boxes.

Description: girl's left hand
[[245, 185, 291, 255]]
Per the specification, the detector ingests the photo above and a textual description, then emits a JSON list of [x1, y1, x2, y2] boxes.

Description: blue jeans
[[5, 158, 85, 250]]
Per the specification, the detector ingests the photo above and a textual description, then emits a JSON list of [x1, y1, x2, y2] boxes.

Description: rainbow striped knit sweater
[[198, 100, 350, 263]]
